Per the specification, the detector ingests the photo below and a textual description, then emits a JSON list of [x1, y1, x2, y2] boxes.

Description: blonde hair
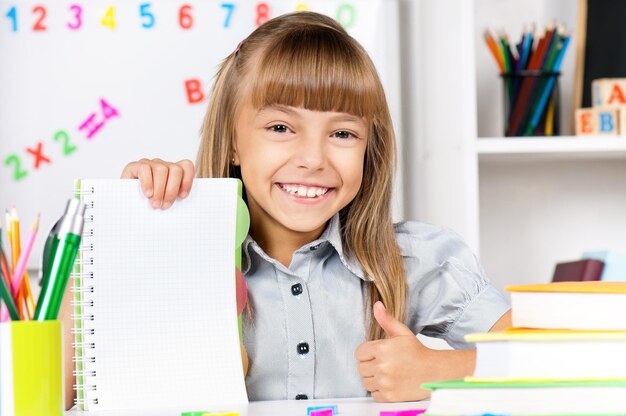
[[196, 11, 406, 341]]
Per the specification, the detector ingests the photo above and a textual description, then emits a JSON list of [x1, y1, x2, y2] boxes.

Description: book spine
[[71, 180, 98, 410]]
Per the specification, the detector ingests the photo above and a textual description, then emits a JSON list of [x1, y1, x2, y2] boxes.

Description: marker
[[34, 199, 86, 321], [307, 405, 338, 415]]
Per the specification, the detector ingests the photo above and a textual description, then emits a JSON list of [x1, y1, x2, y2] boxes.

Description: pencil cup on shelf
[[0, 321, 63, 416], [501, 70, 561, 137]]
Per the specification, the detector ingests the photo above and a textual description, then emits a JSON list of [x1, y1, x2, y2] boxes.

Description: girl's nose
[[293, 134, 326, 170]]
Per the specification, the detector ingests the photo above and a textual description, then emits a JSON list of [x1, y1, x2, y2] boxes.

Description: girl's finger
[[177, 159, 195, 198], [162, 163, 184, 209], [137, 162, 154, 198], [354, 341, 378, 362], [149, 160, 169, 209], [120, 161, 140, 179], [357, 360, 376, 378], [361, 375, 378, 393]]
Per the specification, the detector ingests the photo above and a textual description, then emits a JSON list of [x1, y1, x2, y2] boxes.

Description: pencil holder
[[0, 321, 63, 416], [501, 70, 561, 137]]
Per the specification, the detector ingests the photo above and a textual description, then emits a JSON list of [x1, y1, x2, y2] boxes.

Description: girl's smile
[[276, 183, 333, 204]]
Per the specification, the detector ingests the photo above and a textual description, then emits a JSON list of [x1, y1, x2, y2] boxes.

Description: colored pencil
[[11, 214, 40, 298], [0, 217, 8, 322], [10, 207, 36, 319], [507, 25, 554, 136], [524, 34, 571, 135], [484, 30, 505, 73], [6, 209, 23, 318]]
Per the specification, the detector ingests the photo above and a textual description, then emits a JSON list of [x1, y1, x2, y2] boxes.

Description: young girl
[[65, 11, 511, 407]]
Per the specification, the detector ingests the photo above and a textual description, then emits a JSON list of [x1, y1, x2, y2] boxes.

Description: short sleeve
[[395, 221, 511, 349]]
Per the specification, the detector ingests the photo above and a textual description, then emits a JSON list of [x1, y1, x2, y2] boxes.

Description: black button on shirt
[[297, 342, 309, 355], [295, 393, 308, 400], [291, 283, 303, 296]]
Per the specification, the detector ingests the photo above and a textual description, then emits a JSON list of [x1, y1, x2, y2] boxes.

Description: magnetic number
[[6, 7, 17, 32], [53, 130, 77, 156], [221, 3, 235, 28], [4, 155, 28, 181], [32, 6, 47, 31], [67, 4, 82, 30], [179, 5, 192, 29], [139, 3, 155, 28], [336, 4, 356, 29], [101, 6, 116, 30], [295, 4, 310, 12], [255, 2, 269, 27]]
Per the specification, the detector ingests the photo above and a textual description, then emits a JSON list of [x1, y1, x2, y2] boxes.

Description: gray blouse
[[241, 215, 510, 401]]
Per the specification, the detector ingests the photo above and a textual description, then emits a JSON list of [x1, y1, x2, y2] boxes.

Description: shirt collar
[[241, 214, 369, 281]]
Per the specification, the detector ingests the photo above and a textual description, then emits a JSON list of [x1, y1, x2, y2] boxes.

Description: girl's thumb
[[373, 301, 414, 338]]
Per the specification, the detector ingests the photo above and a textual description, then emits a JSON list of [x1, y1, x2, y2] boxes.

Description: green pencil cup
[[0, 321, 63, 416]]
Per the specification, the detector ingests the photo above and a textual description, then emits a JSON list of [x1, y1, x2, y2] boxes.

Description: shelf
[[477, 136, 626, 162]]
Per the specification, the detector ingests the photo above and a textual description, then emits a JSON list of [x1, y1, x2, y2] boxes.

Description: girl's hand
[[121, 158, 195, 209], [354, 301, 475, 402]]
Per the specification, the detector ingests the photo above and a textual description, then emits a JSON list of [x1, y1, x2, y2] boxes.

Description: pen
[[34, 199, 86, 321]]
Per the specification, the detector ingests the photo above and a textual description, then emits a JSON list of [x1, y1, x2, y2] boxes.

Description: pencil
[[0, 217, 9, 322], [11, 214, 40, 299], [6, 209, 23, 318], [484, 30, 505, 73], [507, 26, 554, 136], [10, 207, 35, 319]]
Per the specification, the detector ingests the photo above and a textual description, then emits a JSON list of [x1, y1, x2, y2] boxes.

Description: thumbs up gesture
[[354, 301, 474, 402]]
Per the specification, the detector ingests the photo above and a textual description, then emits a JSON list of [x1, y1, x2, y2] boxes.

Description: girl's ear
[[232, 150, 240, 166]]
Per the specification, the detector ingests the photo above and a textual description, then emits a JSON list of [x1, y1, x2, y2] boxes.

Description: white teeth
[[280, 184, 329, 198]]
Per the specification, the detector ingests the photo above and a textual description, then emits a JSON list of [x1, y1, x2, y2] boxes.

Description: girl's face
[[234, 101, 368, 240]]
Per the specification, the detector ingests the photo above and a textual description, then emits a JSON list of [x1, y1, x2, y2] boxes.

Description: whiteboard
[[0, 0, 401, 269]]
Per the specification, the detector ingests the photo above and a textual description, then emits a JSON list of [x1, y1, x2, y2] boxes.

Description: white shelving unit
[[401, 0, 626, 291], [478, 137, 626, 160]]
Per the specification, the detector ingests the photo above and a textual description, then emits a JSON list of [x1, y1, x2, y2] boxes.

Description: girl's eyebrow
[[329, 114, 366, 126], [258, 105, 365, 126], [258, 104, 297, 116]]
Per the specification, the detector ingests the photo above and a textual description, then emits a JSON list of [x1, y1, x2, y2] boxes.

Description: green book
[[423, 379, 626, 415]]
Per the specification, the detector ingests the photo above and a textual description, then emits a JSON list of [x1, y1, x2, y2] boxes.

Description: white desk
[[66, 397, 430, 416]]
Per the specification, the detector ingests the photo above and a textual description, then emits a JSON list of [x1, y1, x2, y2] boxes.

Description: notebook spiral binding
[[71, 181, 98, 409]]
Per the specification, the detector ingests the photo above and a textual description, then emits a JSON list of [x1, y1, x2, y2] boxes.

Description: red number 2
[[33, 6, 47, 31]]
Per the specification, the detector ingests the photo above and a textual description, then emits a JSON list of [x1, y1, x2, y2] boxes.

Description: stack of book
[[424, 281, 626, 415]]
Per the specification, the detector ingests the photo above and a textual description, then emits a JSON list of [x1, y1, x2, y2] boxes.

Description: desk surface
[[66, 397, 430, 416]]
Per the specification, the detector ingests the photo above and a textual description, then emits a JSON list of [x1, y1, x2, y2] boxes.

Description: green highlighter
[[34, 198, 86, 321]]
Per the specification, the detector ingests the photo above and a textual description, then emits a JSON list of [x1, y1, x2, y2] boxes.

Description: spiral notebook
[[71, 178, 249, 411]]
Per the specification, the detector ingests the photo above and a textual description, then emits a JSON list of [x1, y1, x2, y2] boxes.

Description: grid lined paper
[[77, 178, 247, 411]]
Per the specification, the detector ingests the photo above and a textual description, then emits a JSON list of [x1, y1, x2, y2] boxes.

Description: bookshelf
[[477, 137, 626, 161], [401, 0, 626, 291]]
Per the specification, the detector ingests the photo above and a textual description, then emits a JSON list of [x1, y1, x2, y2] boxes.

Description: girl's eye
[[268, 124, 290, 133], [332, 130, 358, 140]]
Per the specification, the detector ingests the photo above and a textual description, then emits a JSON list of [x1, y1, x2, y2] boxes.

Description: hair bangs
[[249, 28, 382, 119]]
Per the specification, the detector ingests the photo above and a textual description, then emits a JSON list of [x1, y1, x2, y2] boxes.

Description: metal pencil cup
[[501, 70, 561, 136], [0, 321, 63, 416]]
